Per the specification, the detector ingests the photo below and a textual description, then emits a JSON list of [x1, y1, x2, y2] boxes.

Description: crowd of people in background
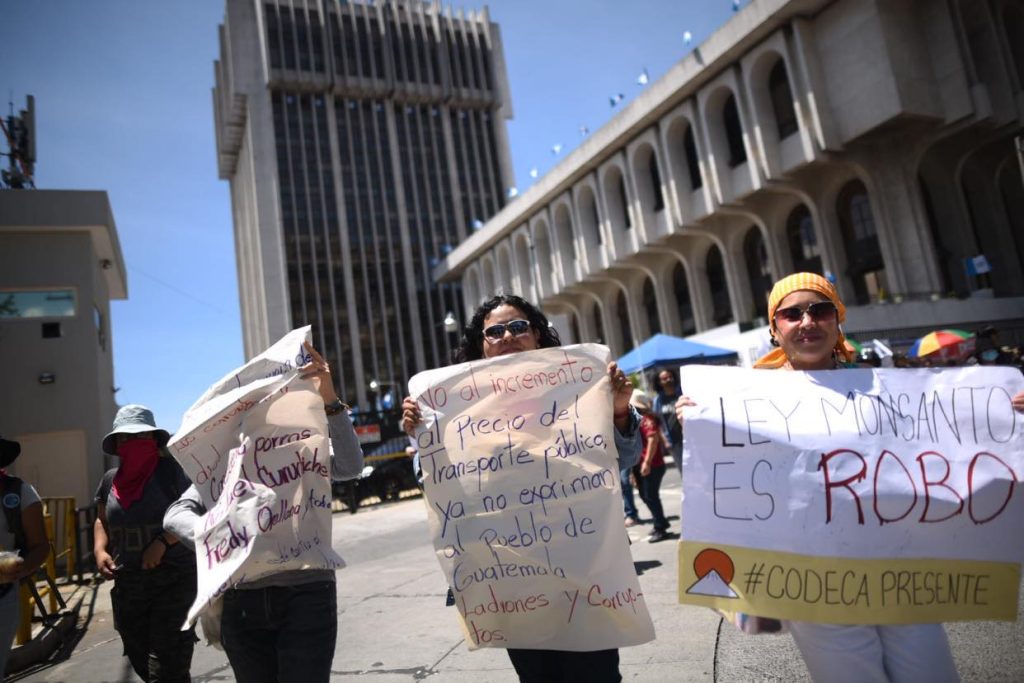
[[885, 325, 1024, 371]]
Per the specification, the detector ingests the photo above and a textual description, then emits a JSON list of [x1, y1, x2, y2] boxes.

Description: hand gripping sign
[[677, 365, 1024, 625], [408, 344, 655, 651], [168, 326, 343, 626]]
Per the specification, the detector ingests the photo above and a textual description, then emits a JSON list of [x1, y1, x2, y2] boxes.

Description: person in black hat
[[93, 407, 197, 682], [0, 436, 49, 675]]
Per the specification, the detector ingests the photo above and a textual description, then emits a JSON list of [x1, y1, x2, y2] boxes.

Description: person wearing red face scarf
[[93, 405, 196, 682]]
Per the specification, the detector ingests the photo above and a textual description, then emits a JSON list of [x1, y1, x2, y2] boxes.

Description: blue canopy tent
[[616, 333, 738, 374]]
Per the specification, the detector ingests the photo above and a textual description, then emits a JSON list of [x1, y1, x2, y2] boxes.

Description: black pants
[[507, 648, 621, 683], [111, 565, 196, 682], [220, 581, 338, 683]]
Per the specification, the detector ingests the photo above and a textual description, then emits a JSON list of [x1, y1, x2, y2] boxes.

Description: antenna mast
[[1, 94, 36, 189]]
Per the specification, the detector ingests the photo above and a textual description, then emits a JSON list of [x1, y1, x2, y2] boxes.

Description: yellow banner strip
[[678, 541, 1019, 624]]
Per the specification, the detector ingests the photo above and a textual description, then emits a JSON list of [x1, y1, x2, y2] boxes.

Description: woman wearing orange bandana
[[94, 405, 196, 682], [678, 273, 1024, 682], [754, 274, 960, 681]]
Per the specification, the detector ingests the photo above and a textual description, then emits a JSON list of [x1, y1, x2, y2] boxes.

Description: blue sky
[[1, 1, 737, 432]]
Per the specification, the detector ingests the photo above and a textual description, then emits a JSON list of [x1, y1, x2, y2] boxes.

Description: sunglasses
[[483, 319, 532, 342], [774, 301, 837, 325]]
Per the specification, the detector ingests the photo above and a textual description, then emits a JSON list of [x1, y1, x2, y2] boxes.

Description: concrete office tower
[[214, 0, 514, 409]]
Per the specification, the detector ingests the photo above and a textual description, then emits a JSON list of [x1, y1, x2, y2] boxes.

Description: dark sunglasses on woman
[[773, 301, 837, 325], [483, 319, 531, 341]]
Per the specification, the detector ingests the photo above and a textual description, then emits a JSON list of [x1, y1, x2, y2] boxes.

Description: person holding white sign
[[163, 343, 363, 683], [674, 272, 1024, 682], [402, 294, 641, 683]]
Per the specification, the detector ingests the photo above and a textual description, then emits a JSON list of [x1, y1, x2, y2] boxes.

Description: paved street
[[12, 468, 1024, 682]]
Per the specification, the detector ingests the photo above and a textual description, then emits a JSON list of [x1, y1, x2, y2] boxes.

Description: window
[[837, 180, 886, 304], [768, 60, 798, 139], [265, 4, 283, 70], [722, 95, 747, 167], [94, 305, 106, 350], [683, 127, 702, 190], [617, 175, 631, 229], [579, 189, 602, 245], [742, 227, 772, 319], [672, 263, 696, 336], [648, 152, 665, 212], [1005, 7, 1024, 89], [786, 205, 822, 275], [643, 278, 661, 335], [706, 246, 733, 326], [0, 289, 76, 318], [616, 290, 632, 350], [592, 303, 605, 345]]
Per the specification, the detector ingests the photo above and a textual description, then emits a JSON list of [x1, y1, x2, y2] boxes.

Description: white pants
[[787, 621, 959, 683]]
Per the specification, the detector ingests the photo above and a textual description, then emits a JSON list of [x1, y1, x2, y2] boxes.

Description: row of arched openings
[[560, 178, 883, 347]]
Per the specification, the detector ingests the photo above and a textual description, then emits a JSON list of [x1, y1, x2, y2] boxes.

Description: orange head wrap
[[753, 272, 853, 368]]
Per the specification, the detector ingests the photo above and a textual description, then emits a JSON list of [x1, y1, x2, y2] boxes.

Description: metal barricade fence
[[15, 512, 66, 645], [41, 497, 76, 580], [75, 503, 98, 581]]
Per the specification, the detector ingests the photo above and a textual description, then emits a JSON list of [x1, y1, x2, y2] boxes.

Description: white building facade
[[439, 0, 1024, 364]]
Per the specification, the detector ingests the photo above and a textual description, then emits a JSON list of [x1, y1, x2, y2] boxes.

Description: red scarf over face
[[112, 439, 160, 509]]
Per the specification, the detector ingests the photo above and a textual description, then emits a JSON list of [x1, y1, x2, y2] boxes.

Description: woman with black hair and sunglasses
[[402, 294, 642, 683]]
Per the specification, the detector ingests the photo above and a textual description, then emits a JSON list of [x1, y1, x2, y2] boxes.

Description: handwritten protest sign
[[678, 366, 1024, 624], [408, 344, 655, 651], [168, 326, 343, 626]]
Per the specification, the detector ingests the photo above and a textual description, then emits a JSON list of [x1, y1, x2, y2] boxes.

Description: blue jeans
[[619, 467, 638, 520], [221, 581, 337, 683], [636, 464, 668, 531]]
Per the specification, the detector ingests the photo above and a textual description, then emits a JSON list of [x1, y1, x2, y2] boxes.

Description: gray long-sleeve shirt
[[163, 409, 363, 589]]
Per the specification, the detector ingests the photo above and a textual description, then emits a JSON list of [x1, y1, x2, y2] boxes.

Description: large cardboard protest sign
[[168, 327, 343, 625], [408, 344, 655, 651], [678, 366, 1024, 624]]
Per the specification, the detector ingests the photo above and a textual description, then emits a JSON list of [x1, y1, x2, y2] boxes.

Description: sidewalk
[[7, 577, 100, 678], [12, 466, 1024, 681]]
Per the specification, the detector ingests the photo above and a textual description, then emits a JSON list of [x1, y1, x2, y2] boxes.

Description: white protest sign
[[678, 366, 1024, 624], [408, 344, 655, 651], [168, 326, 343, 625]]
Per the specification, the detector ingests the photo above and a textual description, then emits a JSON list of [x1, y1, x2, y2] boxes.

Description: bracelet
[[324, 399, 349, 416], [153, 535, 171, 550]]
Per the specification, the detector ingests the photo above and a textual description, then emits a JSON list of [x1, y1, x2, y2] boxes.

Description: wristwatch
[[324, 399, 349, 416]]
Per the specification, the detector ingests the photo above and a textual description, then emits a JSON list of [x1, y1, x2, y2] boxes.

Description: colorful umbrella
[[844, 338, 863, 355], [907, 329, 975, 360]]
